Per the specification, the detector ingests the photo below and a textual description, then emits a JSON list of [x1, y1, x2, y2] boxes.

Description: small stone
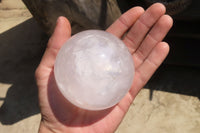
[[54, 30, 134, 110]]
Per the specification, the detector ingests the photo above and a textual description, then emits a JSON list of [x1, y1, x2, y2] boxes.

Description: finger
[[133, 15, 173, 69], [40, 16, 71, 70], [35, 17, 71, 82], [123, 3, 166, 53], [106, 7, 144, 38], [130, 42, 169, 97]]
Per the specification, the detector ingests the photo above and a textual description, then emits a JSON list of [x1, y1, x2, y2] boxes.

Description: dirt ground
[[0, 0, 200, 133]]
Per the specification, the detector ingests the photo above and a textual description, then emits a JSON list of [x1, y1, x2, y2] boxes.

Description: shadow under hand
[[48, 72, 112, 126], [146, 64, 200, 100], [0, 18, 48, 125]]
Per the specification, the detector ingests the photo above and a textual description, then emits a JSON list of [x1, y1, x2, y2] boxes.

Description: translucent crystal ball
[[54, 30, 134, 110]]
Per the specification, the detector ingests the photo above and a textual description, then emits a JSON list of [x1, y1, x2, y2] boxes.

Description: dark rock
[[23, 0, 121, 35]]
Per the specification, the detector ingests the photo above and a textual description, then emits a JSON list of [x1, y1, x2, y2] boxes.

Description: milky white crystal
[[54, 30, 134, 110]]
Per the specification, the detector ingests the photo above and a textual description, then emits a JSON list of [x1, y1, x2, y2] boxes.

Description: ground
[[0, 0, 200, 133]]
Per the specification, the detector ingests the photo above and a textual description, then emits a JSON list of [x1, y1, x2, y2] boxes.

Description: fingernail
[[56, 16, 62, 24], [57, 16, 66, 26]]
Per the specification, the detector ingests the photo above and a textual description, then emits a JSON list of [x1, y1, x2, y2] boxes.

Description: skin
[[35, 3, 173, 133]]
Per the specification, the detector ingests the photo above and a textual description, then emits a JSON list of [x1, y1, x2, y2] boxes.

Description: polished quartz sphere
[[54, 30, 134, 110]]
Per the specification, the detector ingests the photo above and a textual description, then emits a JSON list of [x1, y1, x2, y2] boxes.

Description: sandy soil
[[0, 0, 200, 133]]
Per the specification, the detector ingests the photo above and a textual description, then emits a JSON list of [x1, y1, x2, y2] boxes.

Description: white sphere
[[54, 30, 134, 110]]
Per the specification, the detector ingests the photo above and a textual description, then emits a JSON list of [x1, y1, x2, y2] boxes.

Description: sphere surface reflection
[[54, 30, 134, 110]]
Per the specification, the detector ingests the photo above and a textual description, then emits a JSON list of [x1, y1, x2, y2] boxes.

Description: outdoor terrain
[[0, 0, 200, 133]]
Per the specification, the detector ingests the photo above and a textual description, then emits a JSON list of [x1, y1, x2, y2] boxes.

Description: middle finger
[[123, 3, 166, 54]]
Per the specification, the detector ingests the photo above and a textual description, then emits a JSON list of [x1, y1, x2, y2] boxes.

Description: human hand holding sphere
[[35, 3, 173, 133]]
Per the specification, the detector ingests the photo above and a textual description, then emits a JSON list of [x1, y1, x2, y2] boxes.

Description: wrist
[[38, 120, 67, 133], [38, 121, 54, 133]]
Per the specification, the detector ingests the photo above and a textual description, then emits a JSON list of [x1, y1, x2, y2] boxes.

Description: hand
[[35, 3, 173, 133]]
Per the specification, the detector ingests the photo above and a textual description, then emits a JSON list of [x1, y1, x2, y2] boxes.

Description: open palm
[[35, 3, 173, 133]]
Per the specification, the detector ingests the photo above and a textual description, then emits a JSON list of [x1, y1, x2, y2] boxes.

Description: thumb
[[40, 16, 71, 69]]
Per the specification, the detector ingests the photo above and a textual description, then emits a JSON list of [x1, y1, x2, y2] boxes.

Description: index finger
[[106, 6, 144, 38]]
